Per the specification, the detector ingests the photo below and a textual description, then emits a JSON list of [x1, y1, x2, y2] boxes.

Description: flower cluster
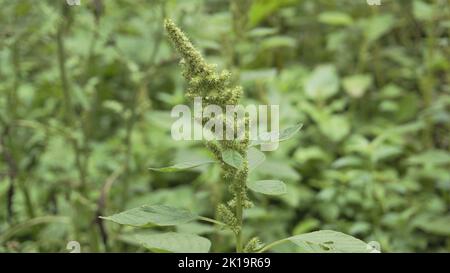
[[164, 19, 251, 236]]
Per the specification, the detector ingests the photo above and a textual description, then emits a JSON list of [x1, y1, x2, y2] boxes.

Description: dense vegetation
[[0, 0, 449, 253]]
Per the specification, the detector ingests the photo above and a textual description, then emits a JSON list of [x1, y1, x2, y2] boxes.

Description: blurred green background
[[0, 0, 449, 252]]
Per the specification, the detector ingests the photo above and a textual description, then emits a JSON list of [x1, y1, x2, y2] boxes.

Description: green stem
[[0, 216, 69, 244], [120, 92, 137, 207], [9, 42, 36, 220], [235, 193, 243, 253], [197, 216, 227, 227], [257, 238, 289, 253], [56, 3, 100, 251], [56, 24, 73, 124]]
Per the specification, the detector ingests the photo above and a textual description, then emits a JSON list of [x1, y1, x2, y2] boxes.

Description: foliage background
[[0, 0, 449, 252]]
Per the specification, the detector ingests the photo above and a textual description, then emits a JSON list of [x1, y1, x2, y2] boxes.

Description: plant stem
[[56, 25, 73, 124], [56, 3, 101, 251], [257, 238, 289, 253], [9, 41, 37, 220], [197, 216, 227, 227], [235, 192, 243, 252]]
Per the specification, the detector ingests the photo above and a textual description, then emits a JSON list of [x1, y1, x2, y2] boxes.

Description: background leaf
[[288, 230, 371, 253], [149, 160, 214, 173], [318, 12, 353, 26], [247, 180, 287, 195], [101, 205, 197, 227], [343, 74, 372, 98], [305, 65, 340, 101], [135, 232, 211, 253]]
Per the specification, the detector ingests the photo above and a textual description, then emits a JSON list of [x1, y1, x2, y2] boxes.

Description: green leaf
[[305, 65, 340, 101], [102, 100, 124, 114], [363, 14, 395, 43], [247, 180, 287, 195], [149, 160, 214, 172], [413, 0, 434, 21], [279, 123, 304, 142], [318, 12, 353, 26], [261, 36, 296, 50], [343, 74, 372, 98], [100, 205, 197, 227], [414, 216, 450, 236], [248, 27, 279, 38], [332, 156, 362, 169], [407, 150, 450, 166], [293, 218, 320, 235], [288, 230, 371, 253], [249, 0, 297, 27], [222, 149, 244, 169], [251, 123, 303, 146], [136, 232, 211, 253], [258, 160, 301, 181], [241, 69, 277, 83], [318, 115, 350, 142], [248, 147, 266, 172], [371, 145, 402, 163]]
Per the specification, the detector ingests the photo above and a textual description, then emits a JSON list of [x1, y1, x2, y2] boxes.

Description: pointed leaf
[[149, 160, 214, 172], [100, 205, 197, 227], [222, 149, 244, 169], [318, 11, 353, 26], [305, 65, 340, 100], [247, 180, 287, 195], [288, 230, 371, 253], [248, 147, 266, 172], [414, 216, 450, 236], [136, 232, 211, 253], [343, 74, 372, 98], [251, 123, 303, 146], [279, 123, 304, 142]]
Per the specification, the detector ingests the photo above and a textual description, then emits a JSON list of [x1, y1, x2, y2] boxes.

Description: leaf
[[288, 230, 371, 253], [136, 232, 211, 253], [222, 149, 244, 169], [305, 65, 340, 101], [249, 0, 297, 27], [240, 69, 277, 83], [176, 222, 215, 235], [258, 160, 301, 181], [318, 12, 353, 26], [261, 36, 296, 50], [343, 74, 372, 98], [248, 27, 279, 38], [248, 147, 266, 171], [363, 14, 395, 43], [279, 123, 303, 142], [149, 160, 214, 172], [100, 205, 197, 227], [102, 100, 124, 114], [247, 180, 287, 195], [407, 150, 450, 166], [414, 216, 450, 236], [319, 115, 350, 142], [293, 218, 320, 235], [372, 145, 402, 163], [251, 123, 303, 146], [413, 0, 434, 21], [332, 156, 362, 169]]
